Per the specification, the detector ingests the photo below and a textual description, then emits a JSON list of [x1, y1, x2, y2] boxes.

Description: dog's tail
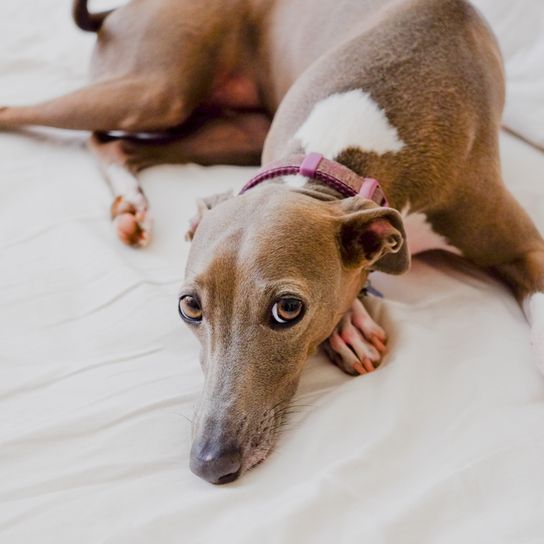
[[72, 0, 114, 33]]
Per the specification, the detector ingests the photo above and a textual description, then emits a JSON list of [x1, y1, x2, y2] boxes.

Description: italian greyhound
[[1, 0, 543, 485]]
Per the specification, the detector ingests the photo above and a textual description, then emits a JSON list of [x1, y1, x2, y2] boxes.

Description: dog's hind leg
[[113, 110, 271, 169], [427, 183, 544, 373], [89, 110, 271, 247], [1, 0, 249, 134], [89, 134, 153, 248], [0, 78, 189, 133], [493, 248, 544, 373]]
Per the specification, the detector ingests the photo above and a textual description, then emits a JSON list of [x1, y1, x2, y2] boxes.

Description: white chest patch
[[283, 174, 308, 188], [524, 293, 544, 374], [402, 205, 462, 256], [294, 89, 405, 159]]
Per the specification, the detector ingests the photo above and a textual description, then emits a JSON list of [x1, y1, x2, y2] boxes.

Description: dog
[[1, 0, 543, 485]]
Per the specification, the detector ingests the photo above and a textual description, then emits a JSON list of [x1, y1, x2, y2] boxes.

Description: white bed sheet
[[1, 2, 544, 543], [472, 0, 544, 149]]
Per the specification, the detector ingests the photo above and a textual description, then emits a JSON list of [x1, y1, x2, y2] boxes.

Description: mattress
[[1, 1, 544, 543]]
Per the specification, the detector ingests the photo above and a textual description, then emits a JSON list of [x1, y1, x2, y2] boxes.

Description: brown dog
[[1, 0, 543, 484]]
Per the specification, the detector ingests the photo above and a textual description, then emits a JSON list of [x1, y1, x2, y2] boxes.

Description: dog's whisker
[[269, 421, 292, 434], [276, 402, 313, 412], [274, 407, 308, 418], [270, 399, 291, 413], [168, 410, 194, 423]]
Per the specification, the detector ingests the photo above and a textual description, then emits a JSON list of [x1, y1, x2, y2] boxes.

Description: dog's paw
[[323, 297, 387, 375], [111, 192, 152, 248]]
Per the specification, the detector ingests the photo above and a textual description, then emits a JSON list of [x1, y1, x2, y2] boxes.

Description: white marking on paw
[[107, 165, 143, 202], [523, 292, 544, 374], [294, 89, 405, 159], [402, 204, 462, 256], [283, 174, 308, 188], [107, 164, 152, 242]]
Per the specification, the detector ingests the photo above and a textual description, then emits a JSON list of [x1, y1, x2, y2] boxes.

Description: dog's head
[[180, 184, 408, 484]]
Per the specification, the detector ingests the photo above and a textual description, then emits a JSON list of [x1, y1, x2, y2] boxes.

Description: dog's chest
[[401, 207, 462, 256]]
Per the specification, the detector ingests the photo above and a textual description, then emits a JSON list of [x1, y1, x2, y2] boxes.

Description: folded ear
[[337, 199, 410, 274], [185, 190, 233, 241]]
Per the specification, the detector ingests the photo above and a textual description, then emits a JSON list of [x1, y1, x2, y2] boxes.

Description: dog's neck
[[291, 182, 342, 202], [241, 152, 389, 206]]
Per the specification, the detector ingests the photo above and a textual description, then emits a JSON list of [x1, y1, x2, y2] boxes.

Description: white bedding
[[472, 0, 544, 149], [1, 2, 544, 543]]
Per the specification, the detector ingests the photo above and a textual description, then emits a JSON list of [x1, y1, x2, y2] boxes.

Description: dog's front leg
[[323, 296, 387, 375]]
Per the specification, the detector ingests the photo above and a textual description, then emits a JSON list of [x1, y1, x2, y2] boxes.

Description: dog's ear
[[337, 198, 410, 274], [185, 190, 233, 241]]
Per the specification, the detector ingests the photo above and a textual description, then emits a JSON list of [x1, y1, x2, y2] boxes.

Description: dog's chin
[[240, 414, 286, 474], [242, 437, 275, 473]]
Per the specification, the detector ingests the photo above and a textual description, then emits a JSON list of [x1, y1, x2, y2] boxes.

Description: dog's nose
[[190, 441, 242, 484]]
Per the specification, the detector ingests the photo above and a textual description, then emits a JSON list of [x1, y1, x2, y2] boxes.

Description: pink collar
[[239, 152, 389, 207]]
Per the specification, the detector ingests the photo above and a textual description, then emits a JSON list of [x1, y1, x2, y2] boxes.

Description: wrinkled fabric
[[1, 2, 544, 543]]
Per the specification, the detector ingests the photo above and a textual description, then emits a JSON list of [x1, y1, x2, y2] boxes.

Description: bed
[[1, 1, 543, 543]]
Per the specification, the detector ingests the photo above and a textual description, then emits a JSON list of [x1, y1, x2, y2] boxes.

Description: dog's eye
[[178, 295, 202, 323], [271, 298, 304, 325]]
